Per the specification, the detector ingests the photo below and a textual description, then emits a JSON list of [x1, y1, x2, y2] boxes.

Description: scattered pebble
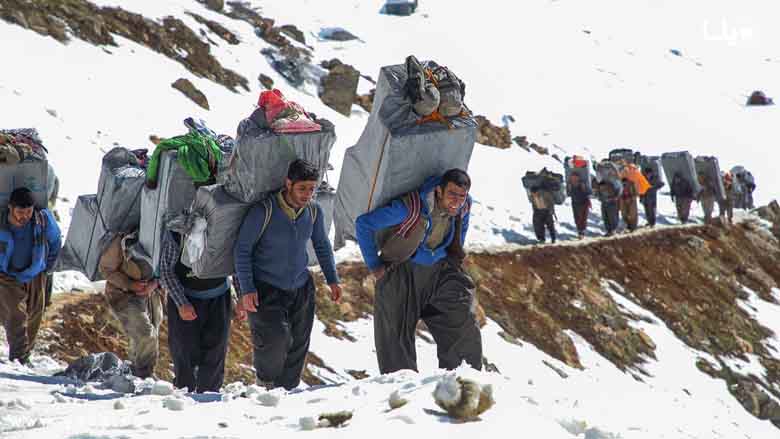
[[53, 393, 68, 403], [389, 390, 408, 410], [299, 416, 318, 431], [152, 381, 174, 396], [218, 421, 228, 428], [163, 397, 185, 411], [114, 400, 126, 410], [257, 391, 281, 407]]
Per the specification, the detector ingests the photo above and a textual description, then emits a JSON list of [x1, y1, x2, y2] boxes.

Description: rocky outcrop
[[204, 0, 225, 12], [280, 24, 305, 45], [223, 2, 311, 62], [186, 12, 239, 45], [172, 78, 210, 110], [258, 73, 274, 90], [0, 0, 248, 92], [474, 115, 512, 149], [354, 89, 375, 113], [319, 61, 360, 116]]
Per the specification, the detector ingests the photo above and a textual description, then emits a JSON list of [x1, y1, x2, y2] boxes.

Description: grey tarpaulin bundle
[[564, 157, 593, 196], [219, 113, 335, 204], [139, 151, 197, 274], [181, 184, 252, 279], [637, 155, 664, 184], [522, 169, 566, 205], [57, 147, 146, 280], [307, 181, 336, 266], [695, 156, 726, 201], [662, 151, 702, 197], [334, 63, 477, 248], [0, 128, 50, 209]]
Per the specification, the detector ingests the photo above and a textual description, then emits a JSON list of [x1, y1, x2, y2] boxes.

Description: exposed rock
[[433, 375, 494, 421], [320, 58, 344, 70], [320, 63, 360, 116], [204, 0, 224, 12], [0, 1, 248, 92], [747, 90, 774, 106], [186, 12, 239, 45], [280, 24, 305, 45], [530, 143, 549, 155], [354, 89, 375, 113], [474, 115, 512, 149], [172, 78, 210, 110], [731, 380, 780, 423], [318, 411, 353, 428], [513, 135, 531, 152], [388, 390, 408, 410], [258, 73, 274, 90], [319, 28, 359, 41]]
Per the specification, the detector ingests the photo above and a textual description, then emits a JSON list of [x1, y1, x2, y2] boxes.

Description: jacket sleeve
[[311, 203, 339, 285], [159, 231, 190, 308], [98, 235, 134, 291], [43, 209, 61, 272], [234, 203, 265, 295], [355, 199, 408, 271]]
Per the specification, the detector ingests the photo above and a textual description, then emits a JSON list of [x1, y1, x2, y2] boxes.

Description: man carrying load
[[355, 169, 482, 374]]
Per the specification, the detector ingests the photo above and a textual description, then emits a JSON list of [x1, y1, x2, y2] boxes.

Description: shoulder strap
[[396, 191, 422, 238], [260, 198, 273, 238], [308, 203, 317, 224]]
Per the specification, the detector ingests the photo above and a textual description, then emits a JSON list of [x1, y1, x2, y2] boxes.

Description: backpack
[[672, 175, 692, 198], [430, 65, 465, 117], [252, 196, 318, 247], [404, 55, 440, 117]]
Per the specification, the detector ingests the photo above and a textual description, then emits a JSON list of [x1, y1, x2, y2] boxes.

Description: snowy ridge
[[1, 0, 780, 437]]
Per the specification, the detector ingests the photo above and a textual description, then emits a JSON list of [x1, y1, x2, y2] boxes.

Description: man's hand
[[328, 284, 342, 303], [135, 280, 158, 297], [233, 299, 248, 322], [372, 266, 387, 282], [178, 304, 197, 321], [241, 292, 260, 313]]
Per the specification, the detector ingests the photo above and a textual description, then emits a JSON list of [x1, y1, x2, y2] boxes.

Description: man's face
[[285, 179, 317, 209], [9, 206, 34, 227], [435, 182, 469, 217]]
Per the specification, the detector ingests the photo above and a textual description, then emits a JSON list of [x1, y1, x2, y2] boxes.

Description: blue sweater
[[355, 176, 470, 271], [0, 209, 61, 283], [234, 194, 339, 295]]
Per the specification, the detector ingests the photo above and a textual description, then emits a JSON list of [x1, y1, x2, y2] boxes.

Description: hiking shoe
[[256, 378, 277, 390]]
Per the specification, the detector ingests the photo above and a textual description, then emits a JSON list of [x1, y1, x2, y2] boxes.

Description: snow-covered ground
[[1, 0, 780, 437]]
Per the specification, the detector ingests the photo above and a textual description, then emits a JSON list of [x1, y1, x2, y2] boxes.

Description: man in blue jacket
[[355, 169, 482, 374], [235, 159, 341, 390], [0, 188, 61, 364]]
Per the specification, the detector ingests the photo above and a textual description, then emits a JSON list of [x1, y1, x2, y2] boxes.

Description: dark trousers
[[374, 259, 482, 375], [0, 272, 46, 363], [601, 201, 619, 234], [572, 201, 589, 234], [248, 275, 315, 390], [676, 197, 693, 223], [642, 194, 657, 226], [167, 292, 231, 393], [532, 208, 556, 243]]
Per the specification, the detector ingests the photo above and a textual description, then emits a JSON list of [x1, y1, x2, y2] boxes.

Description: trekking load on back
[[220, 91, 335, 204], [180, 184, 252, 279], [522, 168, 566, 206], [334, 60, 477, 248], [746, 90, 774, 106], [564, 155, 592, 196], [621, 163, 651, 196], [0, 128, 50, 209], [57, 147, 147, 280], [404, 55, 467, 122], [729, 165, 755, 209], [608, 148, 635, 165], [637, 154, 664, 183], [596, 160, 621, 184], [383, 0, 419, 16], [661, 151, 701, 198], [56, 195, 106, 280], [694, 156, 727, 201]]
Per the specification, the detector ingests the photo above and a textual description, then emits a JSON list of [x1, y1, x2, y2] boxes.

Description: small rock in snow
[[299, 416, 318, 431], [388, 390, 408, 410], [52, 393, 68, 403], [106, 375, 135, 394], [163, 397, 186, 411], [389, 415, 415, 424], [113, 400, 126, 410], [152, 381, 174, 396], [257, 391, 281, 407], [218, 421, 229, 428]]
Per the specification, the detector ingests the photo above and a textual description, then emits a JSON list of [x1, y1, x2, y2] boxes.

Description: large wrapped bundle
[[56, 195, 106, 281], [637, 155, 664, 182], [97, 148, 145, 232], [0, 160, 49, 209], [181, 184, 252, 279], [139, 151, 197, 273], [220, 111, 335, 204], [621, 163, 651, 196], [522, 169, 566, 205], [609, 148, 635, 164], [334, 63, 477, 248], [307, 184, 336, 266], [661, 151, 702, 197], [564, 156, 592, 196], [596, 160, 622, 183], [695, 156, 726, 200]]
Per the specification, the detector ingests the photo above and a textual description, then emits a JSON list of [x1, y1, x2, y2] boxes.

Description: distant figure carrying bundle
[[671, 173, 695, 224]]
